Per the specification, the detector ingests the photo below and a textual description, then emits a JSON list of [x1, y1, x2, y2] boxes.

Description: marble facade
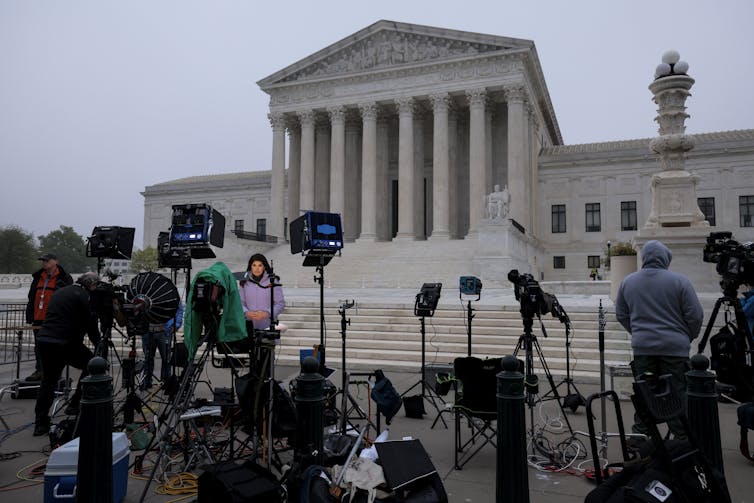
[[141, 21, 754, 291]]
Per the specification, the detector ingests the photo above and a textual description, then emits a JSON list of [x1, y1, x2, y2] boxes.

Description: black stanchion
[[295, 356, 324, 468], [687, 353, 725, 475], [496, 354, 529, 503], [77, 356, 113, 503]]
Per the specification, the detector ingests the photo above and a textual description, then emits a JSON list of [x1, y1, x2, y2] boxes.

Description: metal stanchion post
[[295, 356, 324, 468], [77, 356, 113, 503], [687, 353, 725, 475], [496, 354, 529, 503]]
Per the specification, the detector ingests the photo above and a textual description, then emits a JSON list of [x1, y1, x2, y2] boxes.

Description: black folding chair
[[453, 356, 501, 469]]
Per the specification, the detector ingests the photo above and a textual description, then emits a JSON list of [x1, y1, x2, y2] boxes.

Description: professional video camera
[[702, 231, 754, 295], [507, 269, 568, 324], [90, 272, 180, 337]]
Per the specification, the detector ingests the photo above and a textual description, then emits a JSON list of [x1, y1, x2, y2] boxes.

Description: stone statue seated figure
[[485, 184, 510, 220]]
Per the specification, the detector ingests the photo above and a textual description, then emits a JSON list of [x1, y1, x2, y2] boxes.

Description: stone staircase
[[273, 300, 632, 383]]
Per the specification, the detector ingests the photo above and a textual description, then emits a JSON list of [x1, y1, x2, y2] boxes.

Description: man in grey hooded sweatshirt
[[615, 240, 704, 440]]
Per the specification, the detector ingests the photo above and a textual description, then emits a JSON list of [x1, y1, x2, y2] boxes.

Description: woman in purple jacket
[[238, 253, 285, 331]]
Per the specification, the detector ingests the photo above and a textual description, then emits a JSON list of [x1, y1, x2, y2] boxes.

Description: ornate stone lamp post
[[634, 50, 716, 292], [644, 50, 708, 229]]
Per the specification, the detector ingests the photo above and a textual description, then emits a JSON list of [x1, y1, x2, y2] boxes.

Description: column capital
[[395, 96, 416, 116], [504, 84, 527, 103], [327, 105, 346, 124], [268, 112, 287, 131], [285, 115, 300, 133], [430, 93, 452, 113], [297, 109, 316, 127], [465, 88, 487, 107], [358, 102, 379, 121]]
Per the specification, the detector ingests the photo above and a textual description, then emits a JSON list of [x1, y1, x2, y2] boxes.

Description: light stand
[[335, 300, 376, 433], [545, 305, 585, 412], [401, 284, 446, 424], [459, 276, 482, 356]]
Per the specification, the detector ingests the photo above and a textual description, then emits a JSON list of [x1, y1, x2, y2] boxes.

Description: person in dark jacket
[[615, 240, 703, 441], [24, 253, 73, 381], [33, 272, 101, 436]]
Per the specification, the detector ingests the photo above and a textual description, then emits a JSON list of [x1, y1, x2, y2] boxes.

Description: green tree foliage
[[0, 225, 38, 273], [129, 246, 158, 272], [38, 226, 96, 273]]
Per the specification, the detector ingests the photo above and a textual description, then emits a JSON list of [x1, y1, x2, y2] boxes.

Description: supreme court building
[[143, 20, 754, 289]]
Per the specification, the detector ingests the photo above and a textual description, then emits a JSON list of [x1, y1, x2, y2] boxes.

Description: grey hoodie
[[615, 240, 703, 357]]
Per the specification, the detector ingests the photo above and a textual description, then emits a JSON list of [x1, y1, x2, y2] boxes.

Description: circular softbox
[[126, 272, 180, 324]]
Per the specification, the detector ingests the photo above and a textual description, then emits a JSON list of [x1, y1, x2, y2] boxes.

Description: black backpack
[[709, 322, 754, 401]]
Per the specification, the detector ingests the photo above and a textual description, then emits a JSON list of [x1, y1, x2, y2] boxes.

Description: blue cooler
[[44, 432, 129, 502]]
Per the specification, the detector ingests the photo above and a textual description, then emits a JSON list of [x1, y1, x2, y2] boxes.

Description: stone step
[[265, 300, 634, 381]]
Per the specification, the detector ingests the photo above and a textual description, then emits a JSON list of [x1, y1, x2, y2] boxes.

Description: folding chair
[[453, 356, 501, 469]]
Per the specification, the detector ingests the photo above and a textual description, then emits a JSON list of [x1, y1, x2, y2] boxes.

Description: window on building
[[740, 196, 754, 227], [620, 201, 637, 231], [585, 203, 601, 232], [234, 219, 244, 232], [554, 256, 565, 269], [256, 218, 267, 237], [697, 197, 715, 226], [552, 204, 566, 233], [587, 255, 601, 269]]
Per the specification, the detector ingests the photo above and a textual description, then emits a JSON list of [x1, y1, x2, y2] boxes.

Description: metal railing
[[231, 229, 279, 243], [0, 302, 134, 368], [0, 303, 35, 368]]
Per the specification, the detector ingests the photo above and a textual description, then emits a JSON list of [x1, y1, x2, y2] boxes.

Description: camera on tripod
[[703, 231, 754, 293], [507, 270, 570, 325]]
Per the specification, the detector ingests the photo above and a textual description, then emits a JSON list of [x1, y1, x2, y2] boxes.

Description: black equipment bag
[[236, 373, 297, 441], [709, 322, 754, 402], [198, 460, 284, 502], [370, 371, 403, 423]]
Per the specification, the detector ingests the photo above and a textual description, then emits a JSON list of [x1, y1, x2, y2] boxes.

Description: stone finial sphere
[[674, 60, 689, 74], [662, 50, 680, 65], [655, 63, 671, 79]]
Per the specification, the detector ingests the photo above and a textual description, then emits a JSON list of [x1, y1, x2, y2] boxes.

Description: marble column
[[413, 108, 426, 239], [298, 110, 316, 211], [448, 108, 459, 238], [269, 112, 286, 240], [467, 88, 487, 237], [357, 102, 378, 241], [344, 117, 362, 241], [506, 86, 526, 228], [314, 120, 331, 211], [396, 96, 416, 240], [286, 121, 301, 231], [430, 93, 451, 239], [328, 106, 346, 218]]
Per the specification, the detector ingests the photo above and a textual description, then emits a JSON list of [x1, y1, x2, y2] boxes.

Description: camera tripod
[[137, 325, 220, 502], [114, 330, 158, 428], [697, 282, 754, 401], [512, 312, 574, 456]]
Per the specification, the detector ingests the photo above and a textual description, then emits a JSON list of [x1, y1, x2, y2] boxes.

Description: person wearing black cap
[[33, 272, 101, 436], [24, 253, 73, 381]]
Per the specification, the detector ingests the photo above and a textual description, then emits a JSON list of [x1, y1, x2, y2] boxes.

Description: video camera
[[90, 280, 150, 336], [507, 269, 569, 325], [702, 231, 754, 294]]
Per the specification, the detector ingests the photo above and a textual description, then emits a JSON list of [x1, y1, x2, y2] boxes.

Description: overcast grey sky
[[1, 0, 752, 248]]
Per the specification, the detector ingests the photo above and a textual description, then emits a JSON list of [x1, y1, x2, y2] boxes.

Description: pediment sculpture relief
[[281, 31, 506, 82]]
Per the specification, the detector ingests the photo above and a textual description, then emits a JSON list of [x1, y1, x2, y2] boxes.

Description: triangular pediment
[[258, 20, 532, 88]]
